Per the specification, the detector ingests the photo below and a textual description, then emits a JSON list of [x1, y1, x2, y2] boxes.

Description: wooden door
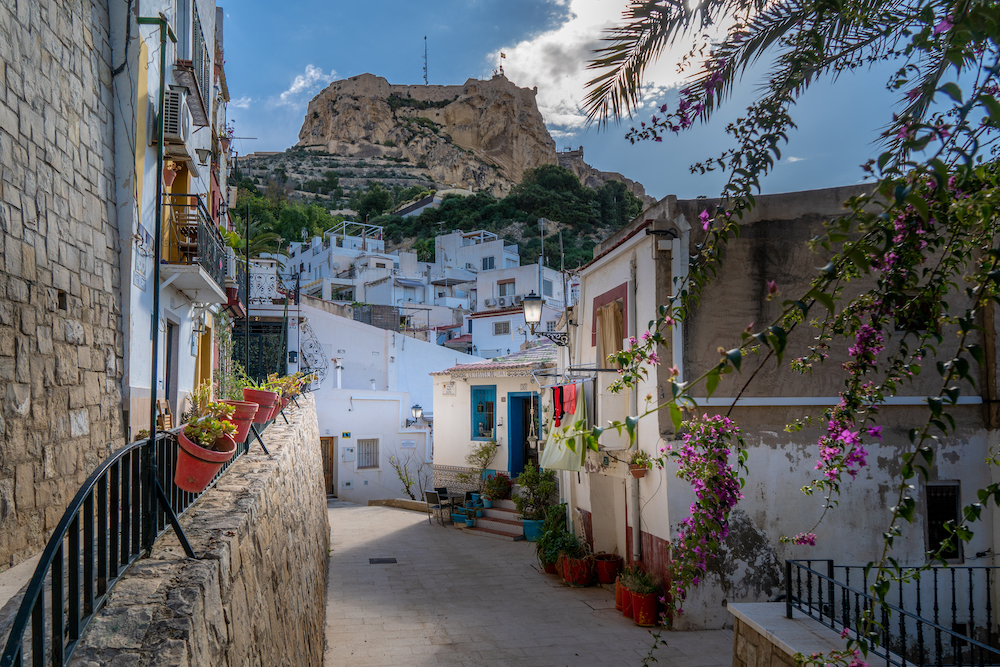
[[321, 437, 337, 495]]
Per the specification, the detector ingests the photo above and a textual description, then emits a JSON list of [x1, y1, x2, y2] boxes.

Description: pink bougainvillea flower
[[699, 209, 711, 230], [767, 280, 779, 298], [933, 17, 953, 34]]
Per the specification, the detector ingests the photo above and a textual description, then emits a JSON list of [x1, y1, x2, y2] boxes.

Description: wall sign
[[401, 440, 415, 448], [443, 382, 456, 396], [342, 432, 351, 438]]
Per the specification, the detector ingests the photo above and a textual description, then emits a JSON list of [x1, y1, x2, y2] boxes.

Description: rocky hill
[[285, 73, 651, 203]]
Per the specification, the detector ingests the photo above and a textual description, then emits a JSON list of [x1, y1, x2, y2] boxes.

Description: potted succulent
[[513, 462, 557, 541], [628, 449, 654, 478], [482, 472, 511, 509], [594, 553, 624, 584], [175, 402, 238, 493], [240, 371, 279, 424], [629, 570, 661, 626]]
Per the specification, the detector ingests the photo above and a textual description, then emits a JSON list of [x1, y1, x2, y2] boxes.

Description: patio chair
[[424, 491, 445, 526], [434, 487, 452, 510]]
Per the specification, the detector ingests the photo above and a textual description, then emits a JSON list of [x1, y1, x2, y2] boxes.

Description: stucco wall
[[0, 0, 126, 567], [68, 395, 328, 666]]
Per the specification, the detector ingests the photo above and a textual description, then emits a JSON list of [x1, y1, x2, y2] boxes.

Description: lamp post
[[521, 291, 568, 346]]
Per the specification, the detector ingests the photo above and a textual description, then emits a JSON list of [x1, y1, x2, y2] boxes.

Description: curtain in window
[[596, 300, 624, 365]]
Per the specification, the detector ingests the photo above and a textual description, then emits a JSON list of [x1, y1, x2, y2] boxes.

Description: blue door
[[507, 392, 540, 477]]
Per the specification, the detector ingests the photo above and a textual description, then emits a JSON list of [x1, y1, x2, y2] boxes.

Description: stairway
[[460, 499, 525, 541]]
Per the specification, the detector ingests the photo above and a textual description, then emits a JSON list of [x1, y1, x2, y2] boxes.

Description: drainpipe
[[629, 255, 641, 563], [670, 215, 691, 383], [136, 15, 176, 551]]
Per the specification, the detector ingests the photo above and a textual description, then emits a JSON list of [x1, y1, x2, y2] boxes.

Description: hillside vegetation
[[231, 164, 643, 269]]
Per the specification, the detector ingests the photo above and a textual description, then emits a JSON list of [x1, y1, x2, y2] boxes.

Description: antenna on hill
[[423, 36, 428, 85]]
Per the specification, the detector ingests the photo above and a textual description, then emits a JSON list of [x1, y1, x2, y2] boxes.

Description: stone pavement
[[324, 500, 733, 667]]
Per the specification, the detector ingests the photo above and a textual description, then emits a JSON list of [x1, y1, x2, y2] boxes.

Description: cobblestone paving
[[324, 500, 733, 667]]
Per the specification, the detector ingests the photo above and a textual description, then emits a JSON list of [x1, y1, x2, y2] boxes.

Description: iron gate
[[232, 320, 286, 382]]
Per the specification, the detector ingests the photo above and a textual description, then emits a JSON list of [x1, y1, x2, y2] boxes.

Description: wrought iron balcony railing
[[161, 193, 227, 292]]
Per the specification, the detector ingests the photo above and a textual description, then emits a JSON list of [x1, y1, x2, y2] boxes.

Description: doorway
[[165, 321, 179, 418], [507, 392, 540, 477], [321, 437, 338, 495]]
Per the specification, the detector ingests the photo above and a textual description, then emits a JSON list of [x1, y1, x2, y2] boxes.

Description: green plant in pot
[[618, 565, 639, 616], [628, 449, 654, 478], [561, 535, 595, 586], [513, 462, 556, 541], [457, 440, 499, 494], [535, 503, 574, 572], [628, 570, 661, 626], [482, 472, 511, 508], [175, 403, 239, 493]]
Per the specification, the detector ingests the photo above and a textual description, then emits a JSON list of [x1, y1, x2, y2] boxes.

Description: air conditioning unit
[[498, 296, 509, 307], [485, 298, 497, 307], [512, 295, 523, 305], [162, 88, 192, 145], [466, 263, 475, 270]]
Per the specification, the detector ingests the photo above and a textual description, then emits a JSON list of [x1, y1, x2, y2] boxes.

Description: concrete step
[[482, 506, 519, 520], [476, 516, 523, 534], [463, 526, 525, 541], [491, 499, 517, 511]]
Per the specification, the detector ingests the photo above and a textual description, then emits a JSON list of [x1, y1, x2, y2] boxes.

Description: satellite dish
[[332, 262, 340, 269]]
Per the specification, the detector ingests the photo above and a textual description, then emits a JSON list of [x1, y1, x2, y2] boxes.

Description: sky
[[222, 0, 904, 201]]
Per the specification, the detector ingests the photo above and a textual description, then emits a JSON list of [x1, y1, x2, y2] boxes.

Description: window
[[467, 320, 473, 333], [482, 256, 495, 270], [376, 262, 386, 269], [471, 386, 496, 440], [498, 280, 515, 296], [494, 321, 510, 335], [546, 321, 556, 332], [926, 482, 962, 561], [357, 439, 379, 469], [543, 279, 553, 297]]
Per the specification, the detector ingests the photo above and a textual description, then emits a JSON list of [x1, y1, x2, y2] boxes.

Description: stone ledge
[[729, 603, 845, 659], [368, 498, 430, 513]]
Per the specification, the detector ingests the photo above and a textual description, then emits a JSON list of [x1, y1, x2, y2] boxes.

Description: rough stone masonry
[[0, 0, 126, 567], [68, 395, 329, 667]]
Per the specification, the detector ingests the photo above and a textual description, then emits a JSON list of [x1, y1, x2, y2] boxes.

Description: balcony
[[224, 248, 248, 318], [160, 193, 228, 303]]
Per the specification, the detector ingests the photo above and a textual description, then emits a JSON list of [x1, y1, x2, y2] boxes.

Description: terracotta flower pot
[[243, 388, 278, 424], [563, 557, 594, 586], [163, 167, 177, 187], [632, 591, 659, 627], [595, 553, 623, 584], [223, 400, 258, 442], [615, 580, 624, 611], [174, 429, 237, 493], [543, 561, 558, 575], [622, 587, 633, 618], [629, 464, 647, 479], [556, 554, 567, 580]]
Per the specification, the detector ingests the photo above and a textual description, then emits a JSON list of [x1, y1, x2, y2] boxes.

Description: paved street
[[324, 500, 733, 667]]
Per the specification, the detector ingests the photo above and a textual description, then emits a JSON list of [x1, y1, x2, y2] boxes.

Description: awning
[[395, 278, 425, 288]]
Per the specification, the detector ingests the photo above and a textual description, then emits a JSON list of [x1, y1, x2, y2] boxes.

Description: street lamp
[[406, 404, 423, 427], [521, 291, 569, 346]]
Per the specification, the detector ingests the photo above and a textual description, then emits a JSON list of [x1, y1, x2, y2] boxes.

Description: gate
[[232, 320, 286, 382]]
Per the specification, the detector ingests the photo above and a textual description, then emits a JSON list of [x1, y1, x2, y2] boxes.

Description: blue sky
[[222, 0, 902, 200]]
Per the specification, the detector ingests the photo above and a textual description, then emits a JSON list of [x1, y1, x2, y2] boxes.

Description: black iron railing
[[786, 560, 1000, 667], [0, 413, 282, 667], [162, 192, 227, 291]]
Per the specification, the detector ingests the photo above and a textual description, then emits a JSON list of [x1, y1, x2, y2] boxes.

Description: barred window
[[546, 321, 556, 332], [357, 438, 379, 469], [494, 321, 510, 335]]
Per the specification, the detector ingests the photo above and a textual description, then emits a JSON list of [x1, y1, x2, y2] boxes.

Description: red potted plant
[[222, 399, 258, 442], [175, 403, 238, 493], [595, 553, 623, 584], [241, 372, 279, 424], [629, 570, 661, 627], [560, 537, 595, 586], [616, 565, 637, 612]]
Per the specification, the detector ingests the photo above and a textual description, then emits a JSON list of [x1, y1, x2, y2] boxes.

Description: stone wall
[[729, 603, 846, 667], [432, 464, 480, 495], [68, 395, 328, 667], [0, 0, 125, 567]]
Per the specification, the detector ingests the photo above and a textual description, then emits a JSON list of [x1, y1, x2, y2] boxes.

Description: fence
[[786, 559, 1000, 667], [0, 415, 279, 667]]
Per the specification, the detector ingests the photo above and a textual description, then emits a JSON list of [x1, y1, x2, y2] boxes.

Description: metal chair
[[434, 487, 452, 510], [424, 491, 445, 525]]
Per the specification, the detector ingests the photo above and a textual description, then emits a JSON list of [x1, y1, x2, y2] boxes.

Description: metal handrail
[[0, 414, 278, 667], [162, 192, 227, 290], [786, 560, 1000, 667]]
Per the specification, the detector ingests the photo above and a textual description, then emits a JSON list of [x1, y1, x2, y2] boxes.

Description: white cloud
[[787, 156, 805, 162], [276, 65, 337, 107], [230, 95, 252, 109], [491, 0, 707, 134]]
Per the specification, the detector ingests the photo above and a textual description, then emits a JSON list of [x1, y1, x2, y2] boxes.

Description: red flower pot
[[622, 587, 633, 618], [556, 554, 567, 580], [632, 591, 659, 627], [174, 429, 237, 493], [223, 400, 258, 442], [564, 557, 595, 586], [595, 554, 623, 584], [629, 465, 647, 479], [615, 580, 624, 611], [543, 561, 558, 575], [243, 388, 278, 424]]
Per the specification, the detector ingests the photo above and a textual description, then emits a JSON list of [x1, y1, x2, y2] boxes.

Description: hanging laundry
[[562, 384, 577, 421], [552, 385, 564, 427]]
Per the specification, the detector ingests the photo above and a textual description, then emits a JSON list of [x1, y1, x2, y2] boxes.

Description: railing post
[[786, 560, 794, 619], [828, 560, 836, 628]]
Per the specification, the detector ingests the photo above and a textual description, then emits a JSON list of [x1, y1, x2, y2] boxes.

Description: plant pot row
[[174, 387, 289, 494], [541, 553, 624, 587], [615, 580, 660, 626]]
